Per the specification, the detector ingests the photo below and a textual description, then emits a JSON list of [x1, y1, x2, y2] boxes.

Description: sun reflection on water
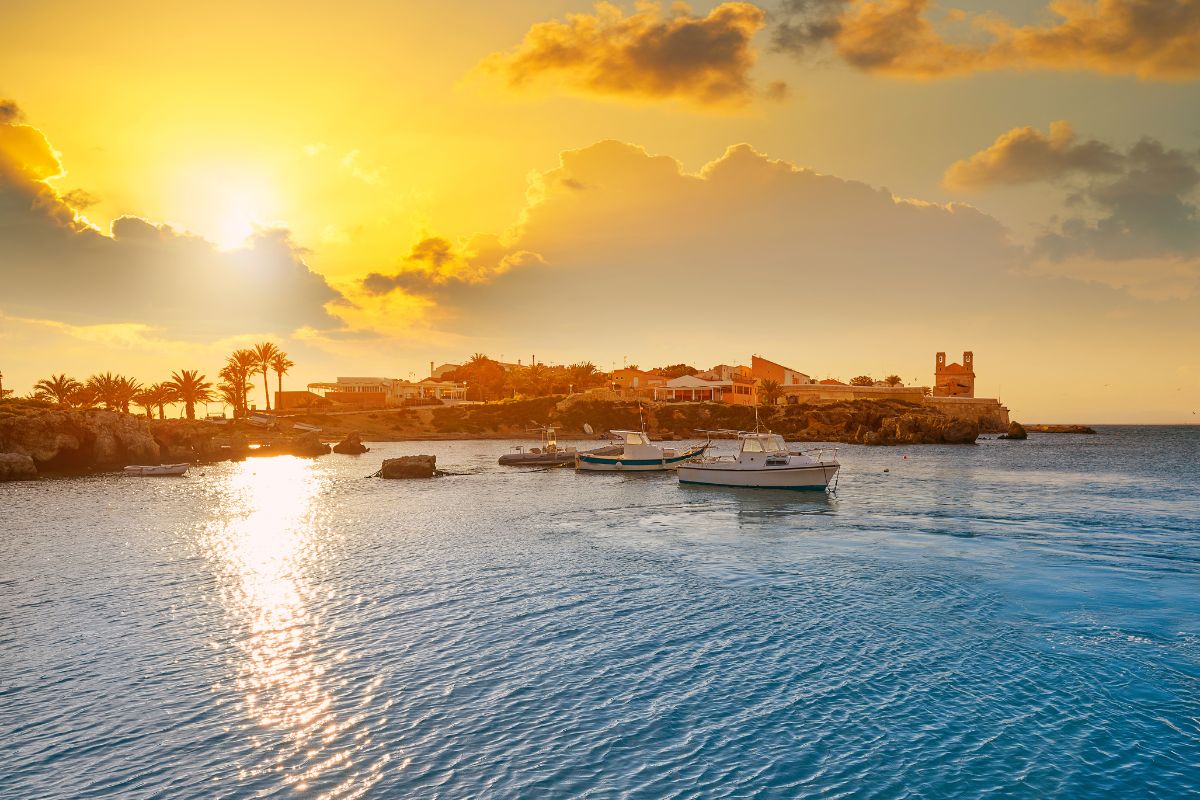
[[200, 457, 387, 797]]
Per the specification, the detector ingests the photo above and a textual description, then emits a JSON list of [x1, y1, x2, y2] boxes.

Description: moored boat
[[499, 426, 577, 466], [123, 463, 190, 477], [575, 430, 708, 472], [677, 433, 838, 490]]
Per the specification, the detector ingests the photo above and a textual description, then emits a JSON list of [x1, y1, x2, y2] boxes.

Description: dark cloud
[[1035, 138, 1200, 263], [362, 236, 543, 296], [773, 0, 1200, 80], [943, 121, 1125, 190], [771, 0, 846, 56], [0, 112, 345, 338], [0, 98, 23, 124], [483, 2, 768, 106]]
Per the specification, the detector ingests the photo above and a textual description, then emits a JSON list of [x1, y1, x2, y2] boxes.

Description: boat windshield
[[623, 431, 649, 446], [742, 434, 787, 454]]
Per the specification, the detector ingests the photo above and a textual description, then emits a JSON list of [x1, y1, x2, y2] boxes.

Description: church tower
[[934, 350, 976, 397]]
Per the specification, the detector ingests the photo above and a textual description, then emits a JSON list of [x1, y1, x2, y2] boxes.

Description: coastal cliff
[[0, 403, 331, 480], [292, 396, 981, 446]]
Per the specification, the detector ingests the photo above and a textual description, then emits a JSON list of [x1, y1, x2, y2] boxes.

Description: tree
[[33, 374, 82, 405], [165, 370, 214, 420], [68, 385, 98, 408], [132, 387, 158, 419], [252, 342, 281, 412], [221, 349, 259, 418], [87, 372, 141, 412], [850, 375, 875, 387], [758, 378, 783, 406], [568, 362, 605, 391], [883, 374, 903, 387], [270, 351, 294, 398], [445, 354, 507, 401]]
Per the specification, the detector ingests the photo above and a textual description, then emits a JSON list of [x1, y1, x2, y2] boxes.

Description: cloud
[[0, 110, 345, 338], [943, 121, 1125, 190], [949, 122, 1200, 298], [364, 139, 1025, 349], [361, 236, 544, 295], [0, 98, 23, 124], [482, 2, 768, 106], [773, 0, 1200, 80], [771, 0, 847, 57]]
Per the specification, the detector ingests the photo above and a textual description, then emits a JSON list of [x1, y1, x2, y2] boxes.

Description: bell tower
[[934, 350, 975, 397]]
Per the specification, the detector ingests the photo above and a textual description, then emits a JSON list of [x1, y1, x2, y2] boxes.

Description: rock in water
[[288, 431, 332, 457], [999, 421, 1028, 440], [379, 455, 436, 478], [0, 452, 38, 481], [333, 432, 369, 455]]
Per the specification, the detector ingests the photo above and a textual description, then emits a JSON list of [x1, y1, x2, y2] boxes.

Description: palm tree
[[252, 342, 280, 412], [87, 372, 137, 411], [221, 349, 259, 418], [270, 351, 294, 397], [133, 387, 158, 419], [68, 385, 99, 409], [758, 378, 783, 406], [165, 370, 214, 420], [883, 374, 903, 387], [33, 374, 82, 405]]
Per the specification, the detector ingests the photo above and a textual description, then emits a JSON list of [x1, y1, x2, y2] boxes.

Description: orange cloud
[[943, 121, 1124, 190], [775, 0, 1200, 80], [482, 2, 768, 106]]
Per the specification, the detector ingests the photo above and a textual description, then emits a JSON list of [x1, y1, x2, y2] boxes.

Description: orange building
[[934, 351, 975, 397]]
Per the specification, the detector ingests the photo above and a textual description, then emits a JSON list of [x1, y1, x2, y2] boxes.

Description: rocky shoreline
[[0, 396, 1002, 481]]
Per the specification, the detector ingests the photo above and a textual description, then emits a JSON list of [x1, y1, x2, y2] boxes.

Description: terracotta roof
[[818, 379, 845, 385]]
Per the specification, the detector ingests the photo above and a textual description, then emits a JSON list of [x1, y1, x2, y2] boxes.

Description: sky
[[1, 0, 1199, 423]]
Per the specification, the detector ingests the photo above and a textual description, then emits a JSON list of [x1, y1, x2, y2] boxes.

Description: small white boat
[[575, 430, 708, 472], [122, 463, 190, 477], [677, 433, 838, 491], [499, 426, 579, 466]]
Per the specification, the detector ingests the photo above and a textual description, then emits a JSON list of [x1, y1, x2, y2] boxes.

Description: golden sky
[[2, 0, 1199, 422]]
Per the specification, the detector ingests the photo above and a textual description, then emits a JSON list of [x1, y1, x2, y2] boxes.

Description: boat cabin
[[610, 430, 665, 459], [740, 434, 787, 454], [739, 433, 791, 465]]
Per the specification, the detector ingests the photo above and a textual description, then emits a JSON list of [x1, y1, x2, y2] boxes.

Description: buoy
[[883, 468, 890, 472]]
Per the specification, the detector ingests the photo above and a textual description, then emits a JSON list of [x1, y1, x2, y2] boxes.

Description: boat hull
[[576, 444, 707, 472], [123, 463, 190, 477], [677, 462, 838, 490]]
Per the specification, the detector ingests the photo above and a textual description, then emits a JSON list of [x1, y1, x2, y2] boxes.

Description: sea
[[1, 427, 1198, 799]]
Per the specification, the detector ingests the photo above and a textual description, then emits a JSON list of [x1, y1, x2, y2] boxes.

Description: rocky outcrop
[[288, 431, 332, 457], [998, 421, 1028, 440], [0, 452, 38, 481], [151, 419, 225, 462], [379, 455, 436, 478], [333, 432, 369, 454], [0, 408, 160, 475], [1025, 424, 1096, 434]]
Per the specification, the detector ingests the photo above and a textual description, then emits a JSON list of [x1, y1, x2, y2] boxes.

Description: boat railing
[[799, 447, 839, 463]]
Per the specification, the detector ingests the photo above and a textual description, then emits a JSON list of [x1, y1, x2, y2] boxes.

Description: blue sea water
[[1, 427, 1198, 799]]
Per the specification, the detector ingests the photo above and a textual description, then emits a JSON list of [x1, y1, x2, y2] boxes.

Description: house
[[751, 355, 811, 387], [611, 367, 667, 396], [305, 376, 466, 408]]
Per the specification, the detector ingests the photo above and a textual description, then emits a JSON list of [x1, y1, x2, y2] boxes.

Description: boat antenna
[[638, 401, 646, 434]]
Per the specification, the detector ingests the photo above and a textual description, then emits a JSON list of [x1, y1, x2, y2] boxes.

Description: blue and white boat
[[677, 433, 838, 490], [575, 430, 708, 472]]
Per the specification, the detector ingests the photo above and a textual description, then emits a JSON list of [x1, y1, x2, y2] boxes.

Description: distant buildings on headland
[[281, 350, 1008, 428]]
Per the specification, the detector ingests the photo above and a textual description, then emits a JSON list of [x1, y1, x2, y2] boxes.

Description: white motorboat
[[677, 433, 838, 490], [575, 430, 708, 472], [122, 463, 190, 477]]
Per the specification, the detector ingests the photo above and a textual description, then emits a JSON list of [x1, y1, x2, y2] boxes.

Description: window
[[742, 438, 763, 453]]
